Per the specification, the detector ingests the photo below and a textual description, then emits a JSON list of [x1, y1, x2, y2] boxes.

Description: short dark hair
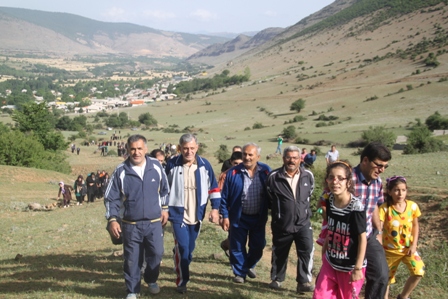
[[232, 145, 242, 152], [230, 151, 243, 161], [126, 134, 147, 149], [360, 142, 391, 163], [149, 149, 165, 159]]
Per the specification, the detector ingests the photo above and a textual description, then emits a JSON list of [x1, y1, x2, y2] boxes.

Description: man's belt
[[122, 218, 161, 225]]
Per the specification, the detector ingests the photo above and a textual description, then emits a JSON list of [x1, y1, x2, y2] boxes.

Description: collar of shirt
[[242, 165, 259, 178], [354, 165, 371, 185], [282, 167, 300, 178]]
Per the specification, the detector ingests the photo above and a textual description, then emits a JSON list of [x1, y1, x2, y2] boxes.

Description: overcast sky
[[1, 0, 335, 34]]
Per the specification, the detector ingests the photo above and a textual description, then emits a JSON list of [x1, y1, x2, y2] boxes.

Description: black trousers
[[364, 230, 389, 299], [270, 225, 314, 284]]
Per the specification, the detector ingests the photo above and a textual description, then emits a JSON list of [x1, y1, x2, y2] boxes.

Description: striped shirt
[[325, 194, 367, 272], [352, 165, 384, 238]]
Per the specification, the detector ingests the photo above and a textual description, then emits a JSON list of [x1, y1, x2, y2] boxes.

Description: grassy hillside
[[0, 1, 448, 298], [0, 147, 446, 299]]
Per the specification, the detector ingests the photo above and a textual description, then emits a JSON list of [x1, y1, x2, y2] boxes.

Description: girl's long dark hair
[[385, 176, 407, 207]]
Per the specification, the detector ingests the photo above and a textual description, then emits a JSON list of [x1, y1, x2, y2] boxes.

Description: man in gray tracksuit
[[105, 134, 169, 299], [266, 145, 315, 293]]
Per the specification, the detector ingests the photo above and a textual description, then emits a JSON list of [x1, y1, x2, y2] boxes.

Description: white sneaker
[[125, 293, 137, 299], [77, 202, 80, 206], [63, 205, 67, 208]]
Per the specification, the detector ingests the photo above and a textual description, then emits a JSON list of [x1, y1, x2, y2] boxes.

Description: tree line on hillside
[[0, 103, 70, 173], [173, 69, 250, 95], [279, 111, 447, 155], [0, 101, 162, 173]]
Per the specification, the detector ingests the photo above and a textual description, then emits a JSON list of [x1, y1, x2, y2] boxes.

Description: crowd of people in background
[[58, 170, 111, 207], [60, 133, 424, 299]]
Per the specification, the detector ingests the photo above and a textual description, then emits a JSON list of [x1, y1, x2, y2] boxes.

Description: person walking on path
[[86, 172, 96, 203], [165, 133, 220, 294], [313, 161, 367, 299], [352, 142, 391, 299], [58, 181, 73, 208], [325, 145, 339, 165], [380, 176, 425, 299], [220, 143, 271, 284], [73, 175, 86, 205], [275, 135, 283, 154], [105, 134, 169, 299], [217, 151, 244, 258], [304, 149, 317, 168], [266, 146, 315, 293]]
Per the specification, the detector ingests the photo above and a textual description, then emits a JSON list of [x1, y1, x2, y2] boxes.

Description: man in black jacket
[[266, 145, 315, 293]]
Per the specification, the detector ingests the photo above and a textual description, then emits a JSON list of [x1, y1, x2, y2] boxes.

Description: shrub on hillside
[[214, 144, 230, 163], [0, 130, 71, 173], [295, 137, 310, 144], [252, 122, 264, 129], [403, 126, 446, 154], [361, 126, 396, 149], [282, 125, 297, 140], [425, 111, 448, 130]]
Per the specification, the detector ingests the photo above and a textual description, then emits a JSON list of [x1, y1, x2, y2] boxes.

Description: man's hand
[[221, 218, 230, 231], [208, 209, 219, 223], [161, 211, 169, 227], [108, 221, 122, 239]]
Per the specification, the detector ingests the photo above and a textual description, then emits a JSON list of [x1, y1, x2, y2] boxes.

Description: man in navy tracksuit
[[220, 143, 271, 283], [266, 145, 315, 293], [105, 134, 169, 299], [165, 133, 220, 294]]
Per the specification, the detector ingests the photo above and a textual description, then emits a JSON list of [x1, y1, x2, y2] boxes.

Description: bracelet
[[354, 267, 362, 271], [108, 218, 117, 222]]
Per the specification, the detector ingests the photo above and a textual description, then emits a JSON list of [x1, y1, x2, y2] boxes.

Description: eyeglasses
[[370, 160, 389, 170], [285, 156, 300, 161], [326, 176, 347, 183]]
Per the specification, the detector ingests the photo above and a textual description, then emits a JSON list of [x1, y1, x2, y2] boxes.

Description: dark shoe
[[247, 268, 256, 279], [233, 276, 245, 283], [269, 280, 282, 290], [297, 282, 315, 293], [176, 285, 187, 294], [148, 283, 160, 294], [220, 239, 230, 257]]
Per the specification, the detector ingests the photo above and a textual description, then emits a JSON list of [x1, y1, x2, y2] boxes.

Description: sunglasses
[[326, 176, 347, 183], [370, 160, 389, 169]]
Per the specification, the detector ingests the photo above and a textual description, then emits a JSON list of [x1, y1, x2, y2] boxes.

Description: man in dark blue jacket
[[220, 143, 271, 283], [105, 134, 169, 299], [266, 145, 315, 293]]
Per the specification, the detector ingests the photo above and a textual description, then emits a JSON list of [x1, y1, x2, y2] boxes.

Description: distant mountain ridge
[[0, 6, 230, 58], [186, 0, 357, 65]]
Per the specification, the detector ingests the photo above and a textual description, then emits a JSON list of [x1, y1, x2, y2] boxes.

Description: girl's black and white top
[[325, 194, 367, 272]]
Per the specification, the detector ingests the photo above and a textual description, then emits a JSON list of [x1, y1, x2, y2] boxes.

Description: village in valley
[[0, 71, 194, 114]]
